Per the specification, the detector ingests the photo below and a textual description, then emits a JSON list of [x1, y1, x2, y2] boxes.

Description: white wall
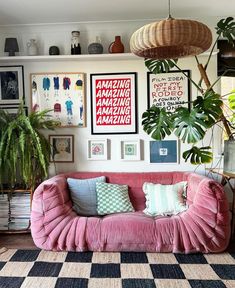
[[0, 18, 220, 176]]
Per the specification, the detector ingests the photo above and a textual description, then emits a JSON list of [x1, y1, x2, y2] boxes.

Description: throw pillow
[[67, 176, 106, 216], [143, 181, 188, 216], [96, 182, 134, 215]]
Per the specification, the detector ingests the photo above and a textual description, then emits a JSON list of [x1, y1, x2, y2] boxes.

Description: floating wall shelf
[[0, 51, 218, 63]]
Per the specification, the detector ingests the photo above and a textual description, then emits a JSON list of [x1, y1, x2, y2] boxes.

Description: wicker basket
[[130, 18, 212, 59]]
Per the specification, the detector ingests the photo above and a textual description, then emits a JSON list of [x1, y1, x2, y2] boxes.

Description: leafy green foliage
[[145, 59, 178, 74], [183, 146, 213, 164], [216, 17, 235, 44], [193, 90, 223, 127], [228, 89, 235, 109], [173, 107, 209, 143], [142, 106, 173, 140], [0, 104, 59, 189]]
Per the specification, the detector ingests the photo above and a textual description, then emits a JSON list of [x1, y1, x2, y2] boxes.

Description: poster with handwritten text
[[147, 70, 190, 111]]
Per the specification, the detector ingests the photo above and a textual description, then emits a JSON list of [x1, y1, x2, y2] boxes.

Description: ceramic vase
[[108, 35, 124, 53], [88, 36, 103, 54], [27, 39, 38, 56], [71, 31, 81, 55]]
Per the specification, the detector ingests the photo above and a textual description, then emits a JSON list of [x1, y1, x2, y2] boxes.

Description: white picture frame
[[87, 139, 108, 160], [120, 139, 140, 161]]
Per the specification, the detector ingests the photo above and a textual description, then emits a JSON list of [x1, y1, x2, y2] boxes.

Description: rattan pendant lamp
[[130, 0, 212, 59]]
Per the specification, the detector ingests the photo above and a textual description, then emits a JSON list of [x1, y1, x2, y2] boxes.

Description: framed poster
[[0, 105, 28, 116], [49, 135, 74, 163], [90, 72, 137, 134], [87, 139, 108, 160], [120, 139, 140, 161], [31, 72, 85, 127], [147, 70, 191, 111], [0, 65, 24, 105], [149, 140, 179, 164]]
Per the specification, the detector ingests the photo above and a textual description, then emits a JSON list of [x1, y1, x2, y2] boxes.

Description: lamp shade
[[130, 18, 212, 59], [4, 38, 19, 56]]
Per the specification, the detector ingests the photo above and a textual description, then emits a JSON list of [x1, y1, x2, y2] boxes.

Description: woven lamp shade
[[130, 18, 212, 59]]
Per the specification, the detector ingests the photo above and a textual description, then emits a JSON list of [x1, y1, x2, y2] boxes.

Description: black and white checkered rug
[[0, 248, 234, 288]]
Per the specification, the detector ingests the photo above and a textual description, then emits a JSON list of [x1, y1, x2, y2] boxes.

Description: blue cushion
[[67, 176, 106, 216]]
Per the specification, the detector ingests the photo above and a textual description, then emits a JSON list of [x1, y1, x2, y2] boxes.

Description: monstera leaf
[[183, 146, 213, 164], [142, 106, 173, 140], [193, 90, 223, 127], [145, 59, 178, 74], [216, 17, 235, 44], [228, 89, 235, 109], [173, 107, 208, 143]]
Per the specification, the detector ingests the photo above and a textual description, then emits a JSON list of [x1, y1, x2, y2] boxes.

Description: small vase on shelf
[[71, 31, 81, 55], [88, 36, 103, 54], [27, 39, 38, 56], [108, 35, 124, 53]]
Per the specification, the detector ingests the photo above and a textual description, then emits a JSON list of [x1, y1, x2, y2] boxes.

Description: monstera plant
[[0, 104, 59, 190], [142, 17, 235, 164]]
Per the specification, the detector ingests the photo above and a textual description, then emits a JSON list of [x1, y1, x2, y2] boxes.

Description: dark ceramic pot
[[49, 46, 60, 55]]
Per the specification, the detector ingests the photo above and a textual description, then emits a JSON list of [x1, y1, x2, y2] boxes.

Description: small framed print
[[0, 65, 24, 105], [49, 135, 74, 163], [120, 139, 140, 161], [150, 140, 179, 164], [87, 139, 107, 160]]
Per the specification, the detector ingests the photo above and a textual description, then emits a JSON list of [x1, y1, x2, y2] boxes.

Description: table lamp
[[4, 38, 19, 56]]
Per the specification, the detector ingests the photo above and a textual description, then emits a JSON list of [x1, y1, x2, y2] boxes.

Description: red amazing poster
[[91, 73, 137, 134]]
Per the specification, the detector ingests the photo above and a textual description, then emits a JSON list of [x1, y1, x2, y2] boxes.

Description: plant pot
[[223, 140, 235, 174]]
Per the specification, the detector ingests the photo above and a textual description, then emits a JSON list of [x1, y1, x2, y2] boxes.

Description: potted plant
[[142, 17, 235, 167], [0, 105, 59, 190]]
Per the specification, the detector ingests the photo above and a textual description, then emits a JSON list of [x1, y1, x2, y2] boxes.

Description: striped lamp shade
[[130, 18, 212, 59]]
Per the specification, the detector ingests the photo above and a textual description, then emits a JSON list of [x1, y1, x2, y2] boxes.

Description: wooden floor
[[0, 232, 36, 249], [0, 232, 234, 252]]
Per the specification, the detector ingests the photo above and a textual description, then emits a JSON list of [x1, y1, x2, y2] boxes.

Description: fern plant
[[0, 105, 59, 190], [142, 17, 235, 164]]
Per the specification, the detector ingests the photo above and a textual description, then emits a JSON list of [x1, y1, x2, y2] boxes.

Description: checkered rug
[[0, 248, 234, 288]]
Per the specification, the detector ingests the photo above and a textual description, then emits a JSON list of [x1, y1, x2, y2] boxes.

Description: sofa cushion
[[143, 181, 188, 216], [67, 176, 106, 216], [96, 182, 134, 215]]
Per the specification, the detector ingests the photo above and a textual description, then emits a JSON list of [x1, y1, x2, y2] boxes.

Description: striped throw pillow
[[143, 181, 188, 216]]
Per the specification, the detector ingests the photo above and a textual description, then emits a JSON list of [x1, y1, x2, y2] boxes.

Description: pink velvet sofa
[[31, 171, 231, 253]]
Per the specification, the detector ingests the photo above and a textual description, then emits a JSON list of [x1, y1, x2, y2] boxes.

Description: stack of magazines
[[0, 193, 9, 230], [9, 192, 31, 230]]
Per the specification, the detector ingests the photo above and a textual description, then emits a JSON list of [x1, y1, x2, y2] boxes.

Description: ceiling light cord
[[167, 0, 173, 20]]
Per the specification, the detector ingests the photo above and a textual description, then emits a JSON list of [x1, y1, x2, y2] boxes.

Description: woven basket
[[130, 18, 212, 59]]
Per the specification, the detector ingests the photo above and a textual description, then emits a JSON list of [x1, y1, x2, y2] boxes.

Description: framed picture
[[147, 70, 191, 111], [149, 140, 179, 164], [0, 105, 28, 116], [90, 72, 137, 134], [0, 65, 24, 105], [87, 139, 108, 160], [120, 139, 140, 161], [31, 72, 85, 127], [49, 135, 74, 163]]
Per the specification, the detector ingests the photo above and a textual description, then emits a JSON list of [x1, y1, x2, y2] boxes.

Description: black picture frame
[[90, 72, 138, 135], [0, 65, 25, 105], [147, 70, 191, 111]]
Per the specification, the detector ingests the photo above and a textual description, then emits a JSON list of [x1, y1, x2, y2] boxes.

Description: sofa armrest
[[32, 175, 73, 217], [177, 177, 231, 252], [31, 175, 89, 251]]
